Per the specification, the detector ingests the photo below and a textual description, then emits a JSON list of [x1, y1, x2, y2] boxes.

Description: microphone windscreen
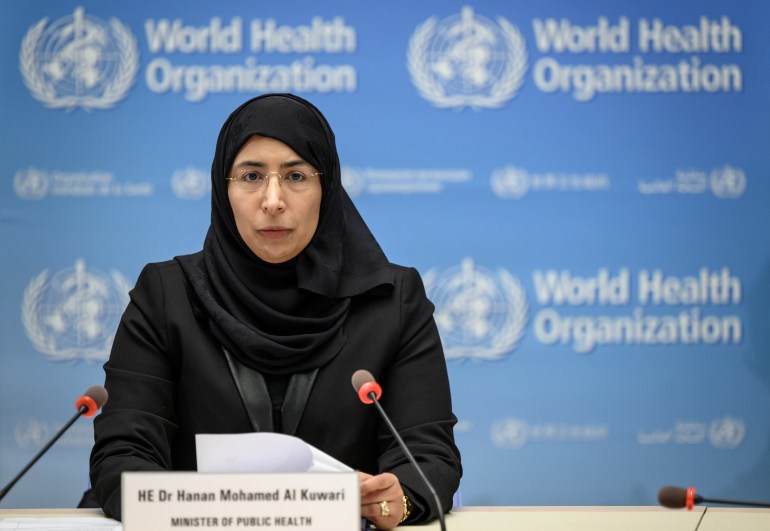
[[658, 486, 687, 508], [85, 385, 109, 409], [351, 369, 375, 393]]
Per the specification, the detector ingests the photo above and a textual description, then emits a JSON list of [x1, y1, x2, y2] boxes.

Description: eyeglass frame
[[225, 170, 323, 192]]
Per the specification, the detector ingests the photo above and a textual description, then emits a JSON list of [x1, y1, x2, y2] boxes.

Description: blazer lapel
[[223, 348, 318, 436], [223, 348, 273, 432], [282, 368, 319, 436]]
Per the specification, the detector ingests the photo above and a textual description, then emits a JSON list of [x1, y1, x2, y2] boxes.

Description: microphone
[[351, 370, 447, 531], [0, 385, 108, 502], [658, 485, 770, 510]]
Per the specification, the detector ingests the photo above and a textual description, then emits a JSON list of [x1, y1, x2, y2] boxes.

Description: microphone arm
[[0, 409, 84, 501], [701, 496, 770, 508], [0, 386, 107, 503], [353, 370, 447, 531], [366, 394, 447, 531]]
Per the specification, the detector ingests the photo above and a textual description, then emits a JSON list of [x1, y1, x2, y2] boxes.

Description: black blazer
[[89, 257, 462, 523]]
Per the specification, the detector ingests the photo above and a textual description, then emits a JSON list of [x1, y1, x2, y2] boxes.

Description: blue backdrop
[[2, 0, 769, 509]]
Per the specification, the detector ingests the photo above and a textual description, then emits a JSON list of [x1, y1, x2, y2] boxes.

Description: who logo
[[20, 7, 139, 111], [14, 167, 50, 201], [423, 258, 528, 361], [709, 417, 745, 450], [22, 260, 131, 362], [171, 167, 210, 200], [710, 165, 746, 199], [408, 6, 528, 110]]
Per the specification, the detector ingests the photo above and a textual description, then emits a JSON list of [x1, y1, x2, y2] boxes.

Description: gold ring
[[379, 500, 390, 517]]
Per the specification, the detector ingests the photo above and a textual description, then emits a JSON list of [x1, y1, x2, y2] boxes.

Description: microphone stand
[[701, 497, 770, 508], [366, 391, 447, 531], [0, 404, 89, 502]]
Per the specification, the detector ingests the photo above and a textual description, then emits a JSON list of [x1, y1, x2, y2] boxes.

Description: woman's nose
[[261, 176, 286, 214]]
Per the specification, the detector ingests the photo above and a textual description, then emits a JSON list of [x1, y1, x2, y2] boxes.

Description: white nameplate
[[122, 472, 360, 530]]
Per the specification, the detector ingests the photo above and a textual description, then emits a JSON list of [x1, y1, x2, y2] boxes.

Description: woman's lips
[[259, 227, 290, 239]]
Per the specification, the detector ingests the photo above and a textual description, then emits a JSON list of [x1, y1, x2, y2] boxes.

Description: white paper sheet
[[195, 432, 353, 473], [0, 517, 121, 530]]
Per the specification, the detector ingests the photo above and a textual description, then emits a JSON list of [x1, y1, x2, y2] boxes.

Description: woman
[[89, 94, 462, 528]]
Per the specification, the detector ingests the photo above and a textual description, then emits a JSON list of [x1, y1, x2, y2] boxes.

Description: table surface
[[1, 506, 769, 530], [430, 506, 707, 530]]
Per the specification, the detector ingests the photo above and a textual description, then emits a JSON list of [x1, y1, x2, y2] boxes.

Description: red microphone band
[[357, 381, 382, 404], [75, 395, 99, 418], [686, 487, 696, 511]]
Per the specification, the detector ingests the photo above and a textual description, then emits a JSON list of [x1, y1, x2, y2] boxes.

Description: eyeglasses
[[226, 170, 321, 192]]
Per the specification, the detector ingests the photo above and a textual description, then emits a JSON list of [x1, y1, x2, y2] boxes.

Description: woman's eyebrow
[[231, 159, 308, 169], [280, 159, 309, 168], [232, 160, 265, 169]]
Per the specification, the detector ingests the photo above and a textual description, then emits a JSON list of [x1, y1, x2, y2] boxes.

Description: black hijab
[[176, 94, 393, 376]]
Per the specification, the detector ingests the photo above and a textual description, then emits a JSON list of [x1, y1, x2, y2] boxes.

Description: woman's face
[[227, 135, 322, 263]]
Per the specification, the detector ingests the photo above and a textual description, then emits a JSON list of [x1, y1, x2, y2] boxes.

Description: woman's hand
[[359, 471, 404, 529]]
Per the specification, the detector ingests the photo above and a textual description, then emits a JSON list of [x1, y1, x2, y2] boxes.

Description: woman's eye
[[286, 171, 306, 182], [243, 172, 263, 182]]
